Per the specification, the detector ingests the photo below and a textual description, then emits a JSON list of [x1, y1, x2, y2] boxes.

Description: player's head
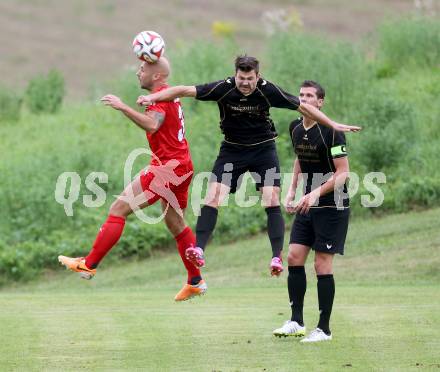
[[299, 80, 325, 110], [136, 57, 171, 91], [234, 55, 260, 96]]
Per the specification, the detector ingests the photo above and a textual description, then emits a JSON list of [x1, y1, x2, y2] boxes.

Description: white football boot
[[273, 320, 306, 338], [300, 328, 332, 343]]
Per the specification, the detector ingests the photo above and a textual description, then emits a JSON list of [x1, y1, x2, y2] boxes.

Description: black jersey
[[195, 77, 300, 145], [289, 117, 349, 208]]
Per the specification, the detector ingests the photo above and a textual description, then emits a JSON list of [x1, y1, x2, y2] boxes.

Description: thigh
[[204, 181, 231, 207], [260, 186, 280, 207], [311, 208, 350, 255], [112, 175, 156, 216], [210, 142, 251, 193], [139, 170, 162, 206], [248, 142, 281, 191], [168, 163, 194, 210], [289, 212, 315, 247]]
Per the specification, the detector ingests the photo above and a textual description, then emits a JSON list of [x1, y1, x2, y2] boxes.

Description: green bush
[[349, 89, 416, 171], [266, 32, 370, 117], [25, 69, 65, 114], [377, 17, 440, 69], [0, 87, 22, 122]]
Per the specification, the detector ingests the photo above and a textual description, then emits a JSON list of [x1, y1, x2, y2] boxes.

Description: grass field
[[1, 209, 439, 371]]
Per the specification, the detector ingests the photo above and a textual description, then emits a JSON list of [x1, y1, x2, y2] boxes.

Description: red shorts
[[140, 160, 193, 210]]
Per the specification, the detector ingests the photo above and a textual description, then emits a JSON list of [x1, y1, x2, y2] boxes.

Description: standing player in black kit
[[273, 80, 350, 342], [138, 56, 359, 277]]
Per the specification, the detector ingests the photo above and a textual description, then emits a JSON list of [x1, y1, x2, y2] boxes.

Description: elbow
[[141, 119, 159, 133], [145, 123, 159, 133]]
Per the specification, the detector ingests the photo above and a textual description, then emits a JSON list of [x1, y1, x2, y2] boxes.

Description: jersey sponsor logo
[[226, 103, 262, 113]]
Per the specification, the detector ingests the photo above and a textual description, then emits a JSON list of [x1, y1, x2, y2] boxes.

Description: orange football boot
[[174, 280, 208, 301], [58, 255, 96, 280]]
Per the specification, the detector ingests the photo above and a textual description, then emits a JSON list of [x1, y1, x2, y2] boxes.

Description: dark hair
[[235, 55, 259, 74], [301, 80, 325, 99]]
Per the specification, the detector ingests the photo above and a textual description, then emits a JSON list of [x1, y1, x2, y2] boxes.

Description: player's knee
[[205, 190, 222, 208], [109, 199, 131, 217], [165, 217, 185, 236], [314, 255, 333, 275], [261, 188, 280, 207], [205, 199, 220, 208], [287, 248, 305, 266]]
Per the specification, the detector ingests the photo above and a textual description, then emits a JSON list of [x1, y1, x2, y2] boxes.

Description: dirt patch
[[0, 0, 428, 100]]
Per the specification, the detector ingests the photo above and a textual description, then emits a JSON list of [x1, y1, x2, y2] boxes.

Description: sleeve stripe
[[197, 81, 225, 99], [217, 87, 236, 102], [272, 83, 299, 108]]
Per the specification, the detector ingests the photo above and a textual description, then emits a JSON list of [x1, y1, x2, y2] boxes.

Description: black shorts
[[289, 208, 350, 255], [210, 140, 281, 193]]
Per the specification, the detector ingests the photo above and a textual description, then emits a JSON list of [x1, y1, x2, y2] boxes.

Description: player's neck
[[302, 117, 316, 129], [151, 81, 169, 92]]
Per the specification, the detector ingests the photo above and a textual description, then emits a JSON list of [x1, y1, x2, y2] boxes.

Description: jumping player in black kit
[[273, 80, 350, 342], [138, 57, 359, 277]]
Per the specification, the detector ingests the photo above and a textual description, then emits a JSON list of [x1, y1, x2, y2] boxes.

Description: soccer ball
[[132, 31, 165, 64]]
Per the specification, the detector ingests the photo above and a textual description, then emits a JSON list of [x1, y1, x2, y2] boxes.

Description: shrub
[[0, 87, 22, 122], [25, 69, 65, 114], [347, 87, 417, 172], [377, 17, 440, 69]]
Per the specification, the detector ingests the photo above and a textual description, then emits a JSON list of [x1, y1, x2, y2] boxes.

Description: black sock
[[195, 205, 218, 250], [317, 274, 335, 335], [288, 266, 306, 326], [265, 206, 285, 258], [190, 276, 202, 285]]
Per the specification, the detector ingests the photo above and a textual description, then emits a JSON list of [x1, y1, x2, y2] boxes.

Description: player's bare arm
[[293, 156, 349, 215], [284, 158, 302, 214], [137, 86, 197, 106], [298, 103, 361, 133], [101, 94, 165, 133]]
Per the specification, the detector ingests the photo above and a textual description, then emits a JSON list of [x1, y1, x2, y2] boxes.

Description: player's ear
[[317, 98, 324, 108]]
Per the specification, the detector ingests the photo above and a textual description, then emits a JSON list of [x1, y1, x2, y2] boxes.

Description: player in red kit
[[58, 58, 207, 301]]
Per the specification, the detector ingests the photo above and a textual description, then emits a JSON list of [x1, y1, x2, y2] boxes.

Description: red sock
[[175, 226, 202, 284], [85, 215, 126, 269]]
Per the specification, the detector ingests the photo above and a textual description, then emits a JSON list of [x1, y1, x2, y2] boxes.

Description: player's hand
[[293, 190, 320, 215], [101, 94, 125, 110], [334, 123, 362, 132], [284, 192, 296, 214], [137, 95, 155, 106]]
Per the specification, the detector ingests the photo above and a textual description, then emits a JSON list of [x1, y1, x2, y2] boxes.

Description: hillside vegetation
[[0, 17, 439, 283]]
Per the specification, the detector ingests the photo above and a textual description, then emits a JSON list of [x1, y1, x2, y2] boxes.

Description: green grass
[[1, 209, 439, 371]]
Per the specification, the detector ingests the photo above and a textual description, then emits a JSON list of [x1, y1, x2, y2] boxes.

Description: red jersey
[[145, 85, 191, 167]]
